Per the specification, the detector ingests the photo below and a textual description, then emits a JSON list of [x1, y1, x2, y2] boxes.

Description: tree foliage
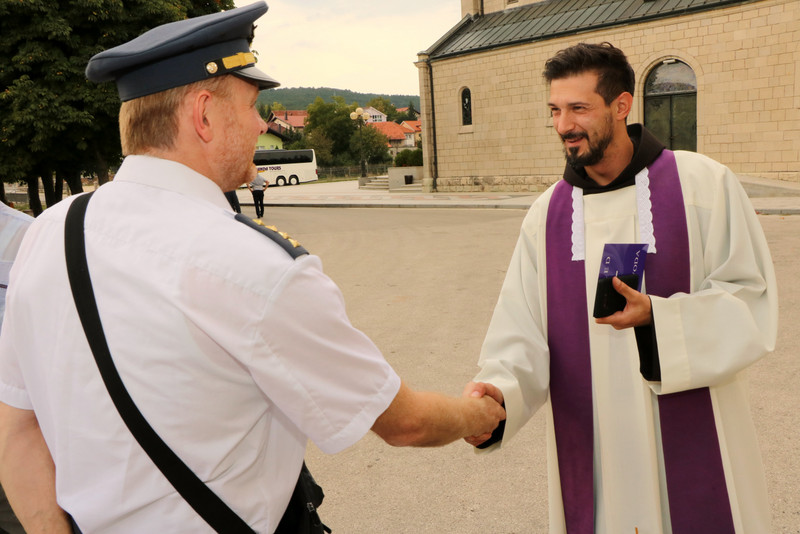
[[0, 0, 233, 215], [303, 96, 359, 165], [394, 148, 423, 167], [258, 87, 419, 112], [394, 100, 420, 123], [351, 125, 391, 165]]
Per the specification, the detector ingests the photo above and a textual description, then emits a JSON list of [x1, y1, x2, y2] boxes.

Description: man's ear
[[192, 90, 215, 143], [615, 92, 633, 121]]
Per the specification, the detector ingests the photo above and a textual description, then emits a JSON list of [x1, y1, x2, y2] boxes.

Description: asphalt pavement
[[230, 174, 800, 214]]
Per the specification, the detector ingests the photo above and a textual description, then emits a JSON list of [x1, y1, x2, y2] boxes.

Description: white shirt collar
[[114, 155, 233, 212]]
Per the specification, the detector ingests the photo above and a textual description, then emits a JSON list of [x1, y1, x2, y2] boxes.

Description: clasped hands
[[462, 381, 505, 447]]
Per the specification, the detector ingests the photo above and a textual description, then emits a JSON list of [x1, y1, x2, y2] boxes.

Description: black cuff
[[476, 402, 506, 449], [635, 321, 661, 381]]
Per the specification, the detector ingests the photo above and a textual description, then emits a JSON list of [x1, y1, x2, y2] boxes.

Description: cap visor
[[232, 66, 280, 90]]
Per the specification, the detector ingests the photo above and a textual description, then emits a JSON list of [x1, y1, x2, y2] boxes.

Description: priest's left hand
[[595, 276, 652, 329]]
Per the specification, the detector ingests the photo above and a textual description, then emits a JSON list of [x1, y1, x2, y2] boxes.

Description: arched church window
[[461, 87, 472, 126], [644, 60, 697, 151]]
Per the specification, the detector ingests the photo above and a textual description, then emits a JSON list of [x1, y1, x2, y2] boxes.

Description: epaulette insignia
[[234, 213, 309, 259]]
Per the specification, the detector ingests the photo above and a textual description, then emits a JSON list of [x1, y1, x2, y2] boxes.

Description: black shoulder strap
[[64, 192, 255, 534]]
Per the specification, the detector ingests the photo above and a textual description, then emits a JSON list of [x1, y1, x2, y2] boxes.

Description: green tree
[[303, 96, 357, 162], [394, 148, 423, 167], [0, 0, 233, 215], [294, 129, 334, 167], [352, 125, 390, 165], [395, 100, 419, 123]]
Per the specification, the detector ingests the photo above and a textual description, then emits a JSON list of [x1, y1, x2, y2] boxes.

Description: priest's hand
[[595, 276, 652, 329], [462, 381, 505, 447]]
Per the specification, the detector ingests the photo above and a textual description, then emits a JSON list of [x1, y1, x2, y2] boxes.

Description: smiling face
[[548, 71, 617, 169]]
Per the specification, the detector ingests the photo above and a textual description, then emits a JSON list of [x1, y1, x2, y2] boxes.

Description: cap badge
[[221, 51, 256, 70]]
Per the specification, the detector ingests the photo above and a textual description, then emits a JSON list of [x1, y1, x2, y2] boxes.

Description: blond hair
[[119, 76, 233, 155]]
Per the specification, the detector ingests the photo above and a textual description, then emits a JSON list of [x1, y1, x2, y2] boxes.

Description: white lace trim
[[571, 186, 585, 261], [567, 172, 656, 261], [635, 168, 656, 254]]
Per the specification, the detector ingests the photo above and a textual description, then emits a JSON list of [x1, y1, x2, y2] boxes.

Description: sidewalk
[[232, 175, 800, 214]]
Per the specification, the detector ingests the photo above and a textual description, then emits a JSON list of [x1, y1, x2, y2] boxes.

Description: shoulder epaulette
[[234, 213, 309, 259]]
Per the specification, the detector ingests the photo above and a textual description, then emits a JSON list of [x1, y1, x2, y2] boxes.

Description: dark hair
[[543, 42, 635, 104]]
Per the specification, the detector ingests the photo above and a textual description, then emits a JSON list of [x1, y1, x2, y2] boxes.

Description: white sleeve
[[475, 203, 551, 447], [650, 153, 778, 394], [250, 255, 401, 454]]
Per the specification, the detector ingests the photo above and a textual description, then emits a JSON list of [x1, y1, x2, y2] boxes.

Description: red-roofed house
[[271, 110, 308, 133], [397, 106, 420, 119], [401, 120, 422, 146], [367, 121, 416, 158]]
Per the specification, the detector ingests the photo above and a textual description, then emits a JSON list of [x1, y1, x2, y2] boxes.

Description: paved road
[[252, 206, 799, 533]]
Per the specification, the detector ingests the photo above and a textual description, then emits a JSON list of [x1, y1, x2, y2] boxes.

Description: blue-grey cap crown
[[86, 1, 279, 101]]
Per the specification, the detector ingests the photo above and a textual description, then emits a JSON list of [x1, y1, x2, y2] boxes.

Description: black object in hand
[[592, 274, 639, 318]]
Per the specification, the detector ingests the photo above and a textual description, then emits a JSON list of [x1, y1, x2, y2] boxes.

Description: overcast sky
[[234, 0, 463, 96]]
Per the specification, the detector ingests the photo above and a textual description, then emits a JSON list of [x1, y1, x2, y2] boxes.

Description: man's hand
[[595, 276, 652, 329], [371, 381, 505, 447], [462, 381, 505, 447]]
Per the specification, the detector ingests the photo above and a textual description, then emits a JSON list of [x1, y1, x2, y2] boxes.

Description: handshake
[[462, 381, 505, 448], [371, 380, 505, 449]]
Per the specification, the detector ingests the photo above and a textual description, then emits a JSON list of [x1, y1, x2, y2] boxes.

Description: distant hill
[[257, 87, 420, 111]]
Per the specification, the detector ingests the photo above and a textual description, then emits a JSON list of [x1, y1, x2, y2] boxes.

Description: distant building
[[397, 106, 421, 120], [401, 120, 422, 146], [362, 106, 388, 123], [258, 110, 305, 150], [416, 0, 799, 192], [368, 121, 417, 157], [271, 110, 308, 133]]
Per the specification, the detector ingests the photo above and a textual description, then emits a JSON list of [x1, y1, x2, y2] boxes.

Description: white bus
[[253, 149, 318, 186]]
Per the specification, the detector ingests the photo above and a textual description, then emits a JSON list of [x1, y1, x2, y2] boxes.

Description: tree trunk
[[0, 183, 6, 206], [26, 176, 43, 217], [41, 171, 63, 208], [66, 170, 83, 195], [95, 151, 110, 186], [97, 165, 110, 186]]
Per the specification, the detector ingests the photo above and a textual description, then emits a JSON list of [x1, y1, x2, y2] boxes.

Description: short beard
[[561, 116, 614, 169]]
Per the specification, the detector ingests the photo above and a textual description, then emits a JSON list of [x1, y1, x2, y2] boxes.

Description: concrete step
[[360, 177, 390, 190], [391, 183, 423, 192]]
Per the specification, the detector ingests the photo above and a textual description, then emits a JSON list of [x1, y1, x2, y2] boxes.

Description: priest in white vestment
[[465, 43, 777, 534]]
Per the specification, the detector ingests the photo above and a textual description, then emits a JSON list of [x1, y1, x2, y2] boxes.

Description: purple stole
[[545, 150, 735, 533]]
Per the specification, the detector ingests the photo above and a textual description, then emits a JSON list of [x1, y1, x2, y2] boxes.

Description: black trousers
[[251, 189, 265, 218]]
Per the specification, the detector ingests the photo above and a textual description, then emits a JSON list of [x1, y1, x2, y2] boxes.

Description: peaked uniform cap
[[86, 1, 279, 101]]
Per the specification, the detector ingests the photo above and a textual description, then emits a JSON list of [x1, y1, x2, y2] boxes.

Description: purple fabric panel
[[647, 150, 735, 533], [641, 150, 691, 296], [546, 180, 594, 534]]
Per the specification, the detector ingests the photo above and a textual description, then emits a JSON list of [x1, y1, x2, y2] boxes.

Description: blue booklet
[[592, 243, 648, 318]]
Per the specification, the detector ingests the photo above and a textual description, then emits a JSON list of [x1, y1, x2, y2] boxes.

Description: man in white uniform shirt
[[0, 4, 504, 533], [0, 202, 32, 534], [248, 173, 268, 218]]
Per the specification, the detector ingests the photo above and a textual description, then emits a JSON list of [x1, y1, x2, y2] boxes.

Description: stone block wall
[[423, 0, 799, 192]]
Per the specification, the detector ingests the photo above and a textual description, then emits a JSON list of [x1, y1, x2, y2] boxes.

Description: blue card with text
[[597, 243, 648, 289], [592, 243, 648, 318]]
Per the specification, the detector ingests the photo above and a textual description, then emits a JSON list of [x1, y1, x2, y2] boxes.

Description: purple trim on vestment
[[546, 180, 594, 534], [545, 151, 734, 533], [647, 151, 735, 533]]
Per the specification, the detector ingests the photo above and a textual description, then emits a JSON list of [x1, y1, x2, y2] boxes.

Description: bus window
[[252, 149, 318, 186]]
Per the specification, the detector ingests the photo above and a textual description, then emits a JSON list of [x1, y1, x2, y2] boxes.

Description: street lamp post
[[350, 107, 370, 178]]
